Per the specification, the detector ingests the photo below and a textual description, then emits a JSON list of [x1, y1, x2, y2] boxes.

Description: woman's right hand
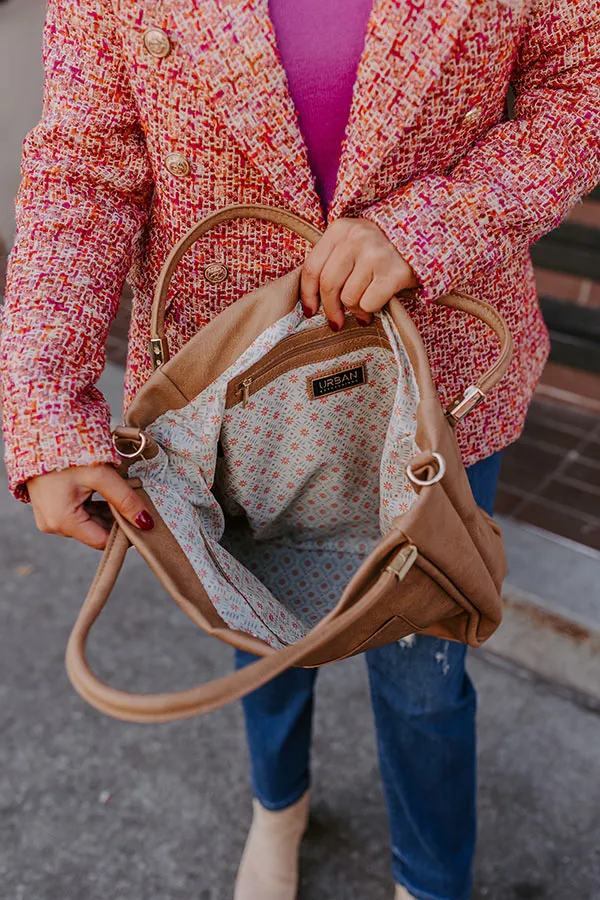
[[27, 464, 154, 551]]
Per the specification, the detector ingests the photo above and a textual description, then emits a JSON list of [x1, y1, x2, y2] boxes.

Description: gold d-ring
[[112, 430, 148, 460], [406, 452, 447, 487]]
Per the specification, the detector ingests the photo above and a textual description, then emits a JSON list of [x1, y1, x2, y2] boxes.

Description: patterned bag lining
[[130, 306, 420, 648]]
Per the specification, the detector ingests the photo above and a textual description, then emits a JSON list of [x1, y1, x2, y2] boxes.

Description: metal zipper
[[236, 330, 375, 408], [385, 543, 418, 580], [240, 377, 253, 408]]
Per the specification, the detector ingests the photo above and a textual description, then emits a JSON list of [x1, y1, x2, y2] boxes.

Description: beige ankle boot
[[234, 791, 310, 900], [394, 884, 416, 900]]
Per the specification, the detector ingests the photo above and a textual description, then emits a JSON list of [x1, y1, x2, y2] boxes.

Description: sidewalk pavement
[[1, 366, 599, 900], [1, 4, 600, 897], [0, 0, 45, 242]]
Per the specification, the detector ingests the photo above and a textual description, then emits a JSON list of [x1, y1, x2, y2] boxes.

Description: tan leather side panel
[[127, 267, 304, 428]]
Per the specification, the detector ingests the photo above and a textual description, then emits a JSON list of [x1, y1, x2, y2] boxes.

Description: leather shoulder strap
[[65, 523, 397, 723]]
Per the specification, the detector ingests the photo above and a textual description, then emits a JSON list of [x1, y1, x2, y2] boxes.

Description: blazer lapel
[[168, 0, 324, 223], [331, 0, 475, 217]]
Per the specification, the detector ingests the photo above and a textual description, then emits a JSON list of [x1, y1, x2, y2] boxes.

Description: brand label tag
[[308, 362, 367, 400]]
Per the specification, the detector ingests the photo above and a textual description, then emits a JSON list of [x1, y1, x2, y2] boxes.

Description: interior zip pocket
[[225, 316, 392, 409]]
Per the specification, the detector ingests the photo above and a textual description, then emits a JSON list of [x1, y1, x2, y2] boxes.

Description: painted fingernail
[[329, 320, 342, 332], [356, 317, 372, 327], [301, 304, 314, 318], [135, 510, 155, 531]]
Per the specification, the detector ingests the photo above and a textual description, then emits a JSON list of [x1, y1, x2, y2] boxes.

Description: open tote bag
[[66, 204, 513, 724]]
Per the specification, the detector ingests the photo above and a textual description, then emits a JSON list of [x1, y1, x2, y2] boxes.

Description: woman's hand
[[300, 218, 418, 330], [27, 464, 154, 551]]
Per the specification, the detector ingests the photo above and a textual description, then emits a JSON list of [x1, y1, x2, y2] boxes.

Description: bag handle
[[149, 204, 323, 368], [67, 205, 514, 721], [65, 522, 401, 723], [148, 204, 512, 421]]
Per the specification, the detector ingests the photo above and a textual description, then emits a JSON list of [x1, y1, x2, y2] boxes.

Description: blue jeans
[[235, 452, 503, 900]]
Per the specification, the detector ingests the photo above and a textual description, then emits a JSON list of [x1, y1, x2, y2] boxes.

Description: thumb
[[85, 466, 154, 532]]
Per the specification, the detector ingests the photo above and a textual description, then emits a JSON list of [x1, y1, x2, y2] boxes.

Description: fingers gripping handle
[[148, 203, 512, 401], [66, 522, 396, 723]]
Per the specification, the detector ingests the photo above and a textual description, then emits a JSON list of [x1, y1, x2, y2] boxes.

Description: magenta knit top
[[269, 0, 373, 211]]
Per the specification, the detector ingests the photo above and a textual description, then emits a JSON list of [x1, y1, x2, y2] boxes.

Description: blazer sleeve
[[0, 0, 154, 501], [363, 0, 600, 303]]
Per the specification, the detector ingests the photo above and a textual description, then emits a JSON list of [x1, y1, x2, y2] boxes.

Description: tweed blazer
[[2, 0, 600, 500]]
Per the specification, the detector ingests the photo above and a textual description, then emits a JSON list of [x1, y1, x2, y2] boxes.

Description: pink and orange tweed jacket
[[2, 0, 600, 499]]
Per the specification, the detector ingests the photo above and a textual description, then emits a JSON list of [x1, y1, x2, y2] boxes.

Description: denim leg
[[366, 638, 476, 900], [365, 451, 503, 900], [235, 648, 319, 810], [463, 450, 503, 519]]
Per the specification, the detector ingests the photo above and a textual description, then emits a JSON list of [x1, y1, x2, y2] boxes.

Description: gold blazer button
[[143, 27, 172, 59], [462, 106, 483, 127], [204, 263, 229, 285], [165, 152, 191, 177]]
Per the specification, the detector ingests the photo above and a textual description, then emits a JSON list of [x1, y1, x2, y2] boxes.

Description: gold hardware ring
[[112, 430, 148, 460], [406, 452, 446, 487]]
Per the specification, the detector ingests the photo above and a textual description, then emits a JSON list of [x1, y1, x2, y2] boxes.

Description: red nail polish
[[302, 304, 314, 318], [356, 317, 372, 327], [329, 320, 342, 332], [135, 510, 155, 531]]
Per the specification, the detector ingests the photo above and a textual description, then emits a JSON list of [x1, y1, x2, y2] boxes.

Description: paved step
[[497, 396, 600, 553], [499, 515, 600, 633], [98, 362, 125, 428], [482, 517, 600, 704]]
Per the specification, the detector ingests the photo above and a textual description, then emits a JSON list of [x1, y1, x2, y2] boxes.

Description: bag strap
[[67, 207, 514, 721], [148, 203, 512, 421], [65, 522, 400, 723], [437, 293, 513, 421], [149, 204, 323, 367]]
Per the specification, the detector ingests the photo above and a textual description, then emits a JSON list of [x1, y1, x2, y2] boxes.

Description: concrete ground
[[1, 3, 600, 898], [1, 446, 600, 900], [0, 0, 45, 243]]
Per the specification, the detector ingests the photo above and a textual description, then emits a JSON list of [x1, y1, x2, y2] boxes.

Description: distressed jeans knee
[[365, 635, 477, 900], [365, 634, 474, 716]]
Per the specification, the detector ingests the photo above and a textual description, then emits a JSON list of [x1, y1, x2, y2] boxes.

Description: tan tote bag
[[66, 205, 513, 723]]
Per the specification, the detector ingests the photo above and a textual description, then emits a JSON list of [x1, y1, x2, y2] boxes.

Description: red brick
[[586, 281, 600, 308], [534, 267, 584, 304], [515, 499, 600, 552], [566, 199, 600, 228], [537, 363, 600, 416]]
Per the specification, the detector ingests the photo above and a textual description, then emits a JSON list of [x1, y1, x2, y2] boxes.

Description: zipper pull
[[385, 544, 418, 581], [240, 377, 253, 408]]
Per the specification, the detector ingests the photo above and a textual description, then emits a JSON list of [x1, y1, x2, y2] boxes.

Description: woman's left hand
[[300, 217, 419, 331]]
